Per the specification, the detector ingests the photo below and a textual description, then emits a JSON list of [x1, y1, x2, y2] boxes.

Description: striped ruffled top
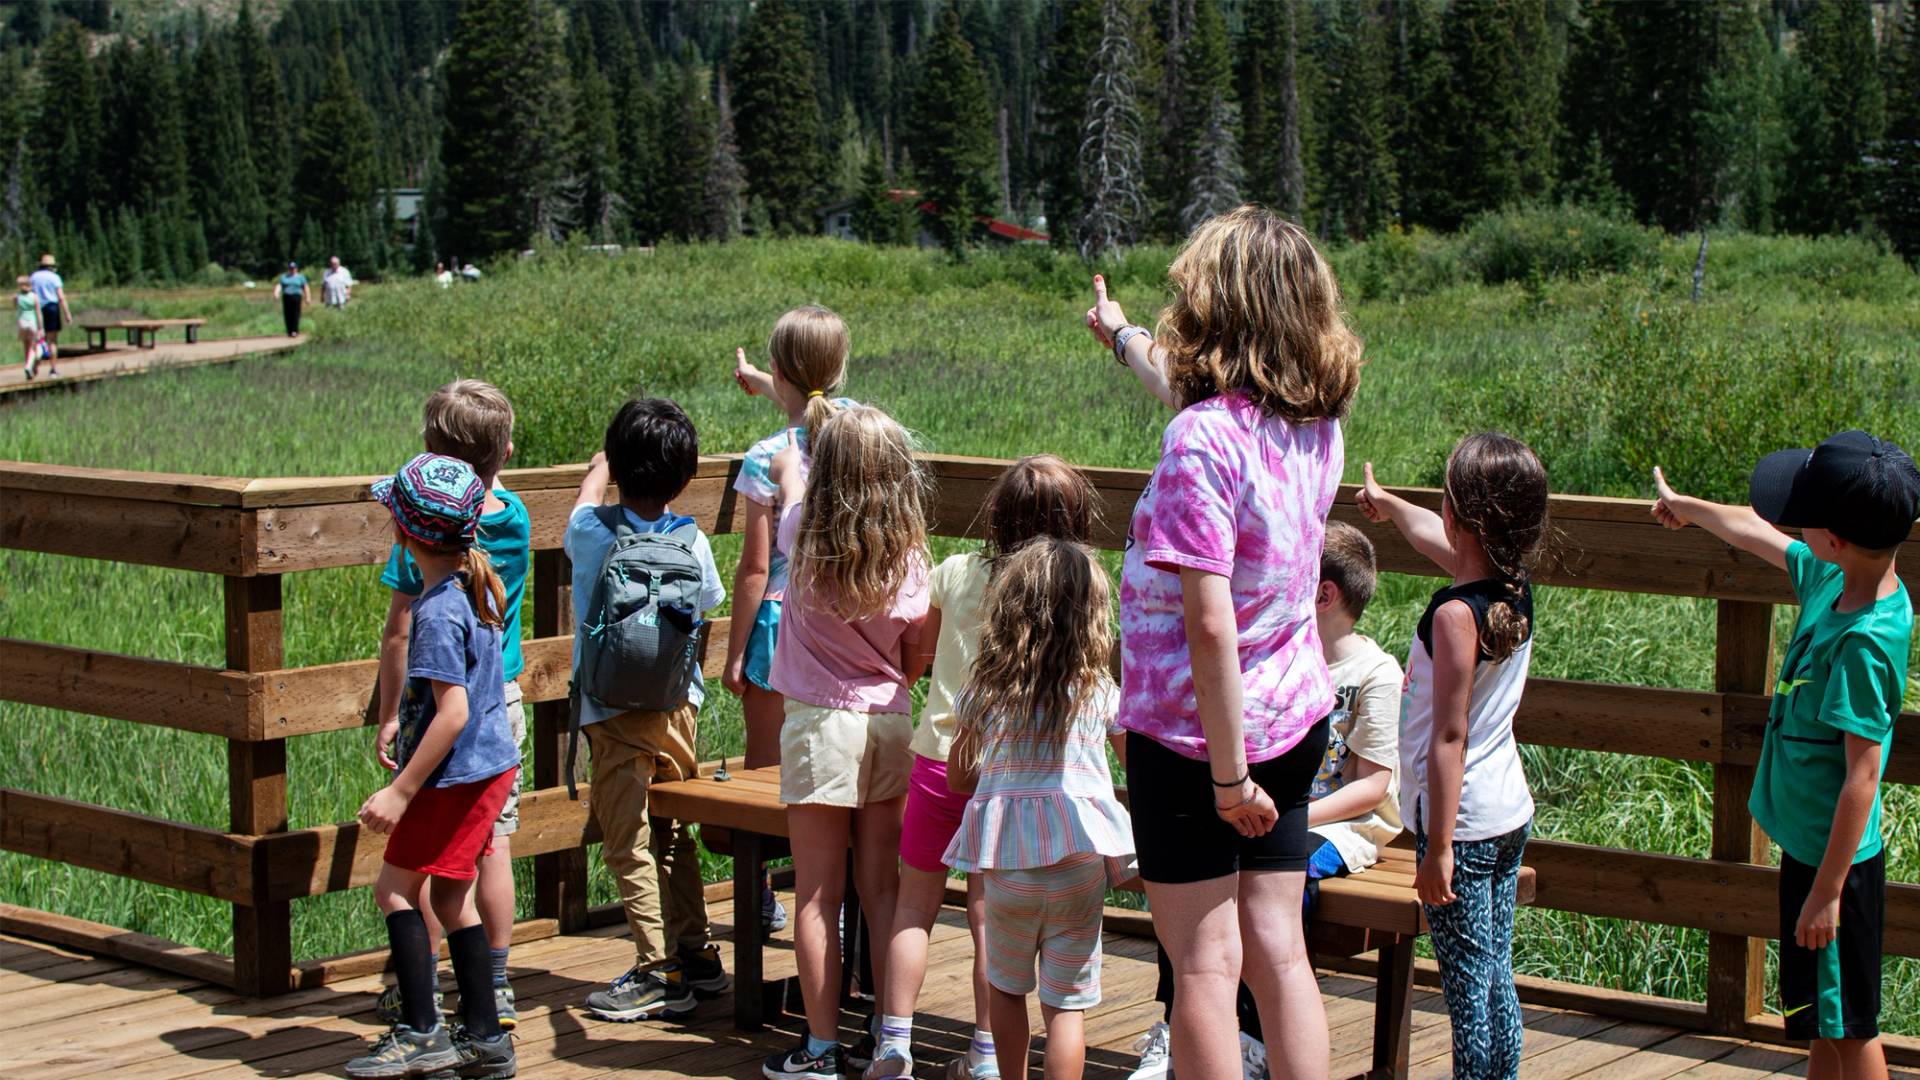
[[943, 683, 1136, 880]]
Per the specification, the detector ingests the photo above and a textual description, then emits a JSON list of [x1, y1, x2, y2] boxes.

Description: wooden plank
[[0, 790, 255, 904], [224, 574, 291, 998], [1709, 600, 1773, 1034], [235, 455, 742, 509], [0, 487, 253, 573], [530, 546, 591, 933], [0, 460, 252, 506], [290, 917, 562, 988], [0, 903, 235, 987], [0, 638, 253, 738], [1516, 679, 1722, 762]]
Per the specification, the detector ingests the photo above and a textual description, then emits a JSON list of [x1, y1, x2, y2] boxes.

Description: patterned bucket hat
[[372, 452, 486, 548]]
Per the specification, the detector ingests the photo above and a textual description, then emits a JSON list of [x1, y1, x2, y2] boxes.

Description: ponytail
[[463, 546, 507, 629], [800, 392, 841, 450], [1481, 580, 1530, 663]]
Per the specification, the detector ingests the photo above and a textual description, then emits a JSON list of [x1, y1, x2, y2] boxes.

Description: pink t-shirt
[[768, 502, 930, 713], [1117, 392, 1342, 762]]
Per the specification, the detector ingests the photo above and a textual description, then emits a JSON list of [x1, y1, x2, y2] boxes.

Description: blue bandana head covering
[[372, 452, 486, 548]]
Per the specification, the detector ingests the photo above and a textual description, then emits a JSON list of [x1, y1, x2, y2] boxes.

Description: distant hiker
[[435, 262, 453, 289], [461, 262, 482, 282], [29, 254, 71, 363], [16, 275, 48, 379], [324, 256, 355, 309], [275, 261, 308, 337]]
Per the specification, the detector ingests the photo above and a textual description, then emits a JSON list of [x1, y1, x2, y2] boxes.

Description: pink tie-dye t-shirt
[[1117, 391, 1342, 763]]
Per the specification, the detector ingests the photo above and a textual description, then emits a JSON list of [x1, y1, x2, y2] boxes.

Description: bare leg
[[1237, 870, 1327, 1080], [990, 985, 1031, 1080], [967, 875, 993, 1036], [852, 796, 905, 1003], [427, 874, 482, 935], [742, 685, 785, 769], [789, 804, 853, 1042], [1809, 1037, 1887, 1080], [1040, 1004, 1085, 1080], [882, 862, 950, 1019], [476, 836, 515, 950], [1144, 874, 1245, 1080]]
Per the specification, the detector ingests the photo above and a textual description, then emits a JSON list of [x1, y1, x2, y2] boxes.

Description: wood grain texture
[[1708, 600, 1773, 1033], [0, 638, 253, 737], [0, 789, 254, 904], [1, 487, 253, 573], [0, 904, 236, 988]]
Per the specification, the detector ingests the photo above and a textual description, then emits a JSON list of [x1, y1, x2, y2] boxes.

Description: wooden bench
[[650, 766, 1537, 1080], [81, 318, 207, 350]]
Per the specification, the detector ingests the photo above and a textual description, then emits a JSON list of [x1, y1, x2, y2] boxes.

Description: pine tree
[[573, 54, 624, 243], [189, 34, 268, 268], [296, 29, 380, 265], [1079, 0, 1148, 257], [656, 56, 715, 240], [1040, 0, 1106, 245], [34, 22, 100, 225], [1428, 0, 1558, 228], [1785, 0, 1887, 233], [1273, 0, 1310, 222], [704, 70, 746, 241], [1317, 2, 1396, 239], [1386, 0, 1448, 225], [235, 0, 293, 263], [1176, 0, 1242, 232], [853, 141, 914, 244], [734, 0, 824, 234], [1879, 0, 1920, 257], [618, 64, 663, 243], [1702, 2, 1786, 233], [909, 2, 1001, 250]]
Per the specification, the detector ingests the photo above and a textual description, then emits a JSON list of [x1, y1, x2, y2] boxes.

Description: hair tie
[[807, 390, 823, 398]]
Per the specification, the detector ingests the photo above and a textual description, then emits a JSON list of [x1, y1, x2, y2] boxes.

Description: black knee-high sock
[[448, 924, 501, 1039], [386, 910, 439, 1032]]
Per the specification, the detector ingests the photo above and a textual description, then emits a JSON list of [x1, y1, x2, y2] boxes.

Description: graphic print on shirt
[[396, 679, 430, 769], [1311, 683, 1361, 799]]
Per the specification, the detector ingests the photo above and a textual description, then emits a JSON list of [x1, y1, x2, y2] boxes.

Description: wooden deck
[[0, 335, 300, 398], [9, 896, 1912, 1080]]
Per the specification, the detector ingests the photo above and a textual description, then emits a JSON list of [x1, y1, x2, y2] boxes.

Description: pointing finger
[[736, 347, 746, 364], [1093, 274, 1108, 305], [1364, 461, 1377, 488]]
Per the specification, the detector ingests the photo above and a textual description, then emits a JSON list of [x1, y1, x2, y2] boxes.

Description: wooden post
[[225, 573, 292, 997], [1707, 599, 1772, 1034], [531, 548, 589, 931]]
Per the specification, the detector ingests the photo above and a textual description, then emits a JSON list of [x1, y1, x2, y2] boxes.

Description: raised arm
[[734, 347, 777, 399], [1356, 462, 1461, 577], [1087, 274, 1177, 410], [1651, 467, 1791, 571], [573, 451, 611, 513]]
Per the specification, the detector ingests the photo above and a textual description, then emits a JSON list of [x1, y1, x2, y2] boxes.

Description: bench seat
[[80, 318, 208, 350]]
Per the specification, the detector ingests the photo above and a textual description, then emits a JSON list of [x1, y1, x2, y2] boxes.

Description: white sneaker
[[864, 1043, 913, 1079], [1239, 1031, 1268, 1080], [1128, 1021, 1172, 1080]]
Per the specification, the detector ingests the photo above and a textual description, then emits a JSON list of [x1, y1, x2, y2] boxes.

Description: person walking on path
[[275, 261, 308, 337], [16, 275, 47, 379], [323, 256, 354, 309], [29, 254, 71, 364]]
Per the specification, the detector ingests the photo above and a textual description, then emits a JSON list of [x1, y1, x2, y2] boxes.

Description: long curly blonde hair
[[1157, 205, 1363, 421], [790, 405, 929, 621], [954, 538, 1114, 750]]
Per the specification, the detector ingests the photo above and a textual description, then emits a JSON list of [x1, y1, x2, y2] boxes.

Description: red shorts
[[383, 768, 518, 879]]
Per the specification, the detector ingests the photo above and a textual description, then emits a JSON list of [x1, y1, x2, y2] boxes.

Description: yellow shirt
[[911, 552, 991, 762]]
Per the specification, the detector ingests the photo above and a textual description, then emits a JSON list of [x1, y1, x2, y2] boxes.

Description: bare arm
[[734, 348, 778, 398], [723, 499, 776, 695], [1306, 755, 1392, 828], [573, 451, 611, 513], [899, 609, 932, 685], [1415, 601, 1477, 906], [1088, 274, 1178, 410], [1795, 733, 1882, 949], [904, 605, 942, 685], [1180, 567, 1279, 837], [374, 591, 412, 767], [1356, 461, 1461, 577], [1651, 467, 1792, 571], [358, 680, 469, 832], [947, 723, 980, 794]]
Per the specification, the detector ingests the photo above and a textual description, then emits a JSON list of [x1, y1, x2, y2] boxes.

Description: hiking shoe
[[372, 983, 445, 1027], [344, 1023, 461, 1078], [1127, 1021, 1172, 1080], [453, 1027, 517, 1078], [493, 982, 517, 1031], [582, 965, 696, 1022], [763, 887, 788, 933], [660, 943, 730, 999], [865, 1043, 914, 1079], [763, 1038, 844, 1080], [1239, 1031, 1268, 1080]]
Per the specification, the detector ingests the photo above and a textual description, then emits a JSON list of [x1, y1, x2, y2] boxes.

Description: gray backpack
[[567, 507, 706, 796]]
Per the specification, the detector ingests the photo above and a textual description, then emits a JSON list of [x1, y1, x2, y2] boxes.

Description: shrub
[[1337, 224, 1467, 302], [1460, 205, 1661, 286]]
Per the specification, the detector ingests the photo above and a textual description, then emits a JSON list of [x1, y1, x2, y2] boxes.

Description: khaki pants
[[585, 702, 709, 968]]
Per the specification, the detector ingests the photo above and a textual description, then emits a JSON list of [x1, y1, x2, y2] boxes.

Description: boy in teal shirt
[[1654, 430, 1917, 1080], [373, 379, 532, 1030]]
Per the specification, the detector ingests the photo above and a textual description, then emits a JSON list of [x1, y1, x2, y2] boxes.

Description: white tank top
[[1397, 578, 1536, 843]]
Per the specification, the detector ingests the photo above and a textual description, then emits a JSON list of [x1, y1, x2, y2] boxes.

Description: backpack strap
[[566, 678, 582, 800], [592, 503, 636, 539]]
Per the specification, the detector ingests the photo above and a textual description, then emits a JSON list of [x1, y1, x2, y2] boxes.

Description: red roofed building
[[818, 189, 1049, 246]]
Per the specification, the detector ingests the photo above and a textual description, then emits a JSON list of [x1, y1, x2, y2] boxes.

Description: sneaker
[[763, 1038, 844, 1080], [493, 982, 517, 1031], [846, 1024, 878, 1071], [1239, 1031, 1268, 1080], [660, 943, 731, 999], [865, 1043, 914, 1079], [453, 1027, 517, 1079], [946, 1057, 1001, 1080], [1128, 1021, 1172, 1080], [344, 1023, 462, 1078], [763, 887, 789, 933], [583, 965, 697, 1022], [372, 983, 446, 1027]]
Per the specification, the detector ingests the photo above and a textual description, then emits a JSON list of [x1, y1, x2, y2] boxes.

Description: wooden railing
[[2, 454, 1916, 1049]]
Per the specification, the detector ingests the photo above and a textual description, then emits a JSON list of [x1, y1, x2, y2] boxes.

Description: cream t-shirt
[[1309, 635, 1406, 873], [911, 552, 991, 762]]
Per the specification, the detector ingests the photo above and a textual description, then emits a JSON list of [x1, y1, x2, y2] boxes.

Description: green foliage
[[1784, 0, 1888, 234], [733, 0, 824, 235], [1337, 224, 1466, 302], [295, 31, 379, 267], [1459, 204, 1662, 285], [908, 3, 1000, 250], [1426, 0, 1558, 229]]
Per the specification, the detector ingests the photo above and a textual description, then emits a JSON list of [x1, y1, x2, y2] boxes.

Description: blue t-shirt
[[397, 574, 521, 787], [382, 488, 530, 679], [29, 269, 61, 307], [279, 272, 307, 297], [563, 503, 727, 726]]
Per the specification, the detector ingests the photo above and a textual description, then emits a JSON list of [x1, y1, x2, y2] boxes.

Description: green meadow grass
[[1, 229, 1916, 1028]]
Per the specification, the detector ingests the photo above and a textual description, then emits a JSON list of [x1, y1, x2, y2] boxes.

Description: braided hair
[[1443, 433, 1550, 662]]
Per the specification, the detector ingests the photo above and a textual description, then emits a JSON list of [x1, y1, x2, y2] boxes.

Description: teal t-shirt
[[1749, 541, 1912, 867], [381, 488, 530, 680], [15, 292, 36, 319], [279, 273, 307, 297]]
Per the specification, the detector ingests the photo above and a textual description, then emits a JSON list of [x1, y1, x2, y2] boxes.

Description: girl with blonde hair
[[1086, 205, 1363, 1080]]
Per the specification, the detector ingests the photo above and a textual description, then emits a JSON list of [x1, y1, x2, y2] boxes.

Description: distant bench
[[81, 318, 208, 350], [649, 765, 1536, 1080]]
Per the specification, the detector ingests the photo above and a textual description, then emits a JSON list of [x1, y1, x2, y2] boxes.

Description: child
[[1357, 434, 1550, 1080], [349, 453, 519, 1080], [943, 538, 1135, 1080], [760, 405, 930, 1080], [16, 276, 42, 379], [868, 455, 1101, 1080], [1131, 521, 1405, 1080], [1653, 431, 1916, 1080], [570, 398, 731, 1022], [373, 380, 530, 1030], [725, 306, 858, 934]]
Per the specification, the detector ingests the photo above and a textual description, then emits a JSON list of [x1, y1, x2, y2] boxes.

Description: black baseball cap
[[1749, 430, 1920, 550]]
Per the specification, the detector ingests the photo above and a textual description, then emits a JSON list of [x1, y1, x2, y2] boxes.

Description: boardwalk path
[[0, 335, 301, 399], [8, 893, 1907, 1079]]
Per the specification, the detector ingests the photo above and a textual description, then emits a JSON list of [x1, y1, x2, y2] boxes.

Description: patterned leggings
[[1415, 820, 1531, 1080]]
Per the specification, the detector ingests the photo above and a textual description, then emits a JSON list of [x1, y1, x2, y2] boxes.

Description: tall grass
[[1, 225, 1916, 1029]]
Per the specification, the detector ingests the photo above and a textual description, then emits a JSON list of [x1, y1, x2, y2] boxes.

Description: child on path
[[867, 455, 1103, 1080], [16, 276, 43, 379], [570, 398, 730, 1023], [372, 380, 530, 1030], [1653, 431, 1916, 1080], [760, 405, 930, 1080], [725, 305, 859, 934], [1357, 434, 1550, 1080], [348, 453, 519, 1080], [943, 538, 1135, 1080]]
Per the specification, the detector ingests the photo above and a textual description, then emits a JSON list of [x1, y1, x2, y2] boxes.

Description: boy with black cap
[[1653, 430, 1917, 1080]]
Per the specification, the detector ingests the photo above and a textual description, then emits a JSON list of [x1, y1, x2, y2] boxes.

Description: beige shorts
[[493, 680, 527, 837], [779, 701, 913, 808]]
